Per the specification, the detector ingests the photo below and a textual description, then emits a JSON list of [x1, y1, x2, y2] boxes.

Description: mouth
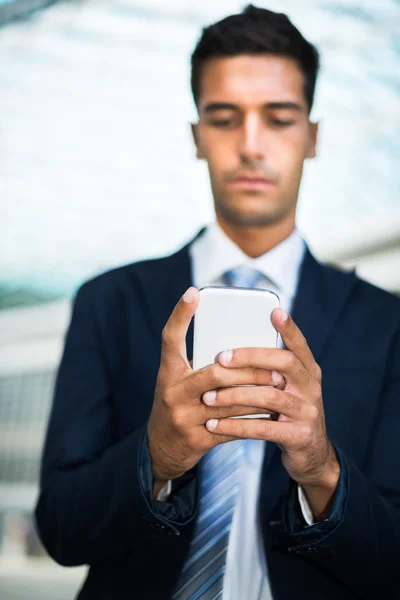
[[228, 175, 277, 190]]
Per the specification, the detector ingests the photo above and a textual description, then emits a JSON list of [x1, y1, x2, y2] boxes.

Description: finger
[[183, 363, 283, 399], [204, 404, 275, 421], [161, 287, 199, 366], [217, 347, 309, 388], [270, 308, 320, 380], [203, 387, 302, 419], [206, 417, 297, 445]]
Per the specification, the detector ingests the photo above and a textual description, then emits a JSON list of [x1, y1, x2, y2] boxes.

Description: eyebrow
[[265, 102, 304, 112], [202, 101, 304, 114], [203, 102, 239, 113]]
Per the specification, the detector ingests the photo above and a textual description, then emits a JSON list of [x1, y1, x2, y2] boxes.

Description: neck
[[216, 215, 296, 258]]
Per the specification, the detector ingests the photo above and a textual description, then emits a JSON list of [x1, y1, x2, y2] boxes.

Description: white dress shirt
[[189, 223, 313, 600]]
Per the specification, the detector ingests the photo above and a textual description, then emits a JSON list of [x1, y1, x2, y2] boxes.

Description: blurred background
[[0, 0, 399, 598]]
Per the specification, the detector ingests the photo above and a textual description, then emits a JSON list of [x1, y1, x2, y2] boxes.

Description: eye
[[271, 119, 295, 128], [209, 119, 235, 128]]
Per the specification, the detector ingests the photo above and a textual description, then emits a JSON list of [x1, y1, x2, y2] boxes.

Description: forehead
[[197, 54, 307, 110]]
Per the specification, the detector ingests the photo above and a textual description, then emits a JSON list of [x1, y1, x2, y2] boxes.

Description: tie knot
[[224, 265, 265, 289]]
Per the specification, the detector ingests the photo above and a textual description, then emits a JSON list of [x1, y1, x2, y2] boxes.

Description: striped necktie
[[172, 267, 265, 600]]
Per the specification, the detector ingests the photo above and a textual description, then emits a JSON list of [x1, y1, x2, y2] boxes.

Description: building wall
[[0, 0, 399, 573]]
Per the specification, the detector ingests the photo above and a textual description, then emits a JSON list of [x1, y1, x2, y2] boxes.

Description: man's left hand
[[203, 307, 341, 521]]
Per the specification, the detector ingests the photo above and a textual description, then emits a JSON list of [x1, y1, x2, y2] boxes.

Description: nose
[[239, 113, 265, 164]]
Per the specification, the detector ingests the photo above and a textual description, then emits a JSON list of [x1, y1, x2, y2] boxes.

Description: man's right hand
[[147, 287, 280, 495]]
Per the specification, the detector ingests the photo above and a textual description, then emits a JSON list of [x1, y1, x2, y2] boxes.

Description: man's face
[[192, 55, 318, 227]]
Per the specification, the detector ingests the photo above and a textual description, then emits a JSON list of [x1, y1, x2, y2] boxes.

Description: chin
[[218, 199, 285, 228]]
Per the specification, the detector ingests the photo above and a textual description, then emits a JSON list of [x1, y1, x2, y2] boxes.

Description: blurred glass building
[[0, 0, 399, 597]]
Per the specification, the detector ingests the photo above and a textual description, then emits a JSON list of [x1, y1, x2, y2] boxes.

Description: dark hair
[[191, 5, 320, 113]]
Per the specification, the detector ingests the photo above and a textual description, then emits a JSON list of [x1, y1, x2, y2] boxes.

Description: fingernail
[[203, 391, 217, 405], [183, 288, 194, 303], [206, 419, 218, 432], [219, 350, 233, 366], [280, 309, 288, 322], [271, 370, 282, 385]]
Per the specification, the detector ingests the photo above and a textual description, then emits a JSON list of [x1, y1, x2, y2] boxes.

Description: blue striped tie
[[173, 267, 265, 600]]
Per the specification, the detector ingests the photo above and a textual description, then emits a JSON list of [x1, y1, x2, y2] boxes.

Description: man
[[35, 5, 400, 600]]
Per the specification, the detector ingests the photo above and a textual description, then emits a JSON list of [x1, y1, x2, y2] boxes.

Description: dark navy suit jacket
[[35, 235, 400, 599]]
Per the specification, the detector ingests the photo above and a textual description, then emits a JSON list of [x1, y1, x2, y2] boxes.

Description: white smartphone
[[193, 286, 280, 419]]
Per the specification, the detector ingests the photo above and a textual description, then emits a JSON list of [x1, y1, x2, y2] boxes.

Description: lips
[[229, 175, 276, 189], [234, 177, 273, 183]]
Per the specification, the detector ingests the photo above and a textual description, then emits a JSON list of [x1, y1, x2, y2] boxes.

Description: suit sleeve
[[139, 432, 197, 518], [283, 327, 400, 597], [34, 282, 197, 567]]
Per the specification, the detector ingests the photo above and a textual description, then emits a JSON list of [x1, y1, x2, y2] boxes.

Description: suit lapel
[[135, 229, 206, 363], [290, 248, 356, 361], [260, 249, 357, 516]]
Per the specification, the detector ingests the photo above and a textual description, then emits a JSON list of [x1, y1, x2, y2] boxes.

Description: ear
[[191, 122, 206, 160], [306, 121, 319, 159]]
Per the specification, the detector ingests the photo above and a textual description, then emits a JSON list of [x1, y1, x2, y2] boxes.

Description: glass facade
[[0, 0, 399, 306]]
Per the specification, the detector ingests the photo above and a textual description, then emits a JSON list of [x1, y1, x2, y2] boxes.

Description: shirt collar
[[190, 222, 305, 297]]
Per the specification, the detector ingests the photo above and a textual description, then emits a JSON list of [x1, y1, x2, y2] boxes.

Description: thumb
[[161, 287, 199, 367]]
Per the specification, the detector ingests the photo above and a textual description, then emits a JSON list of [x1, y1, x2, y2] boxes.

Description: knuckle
[[172, 407, 188, 432], [209, 364, 223, 387], [307, 403, 320, 422], [185, 432, 199, 453], [163, 387, 175, 408], [156, 365, 168, 388], [313, 363, 322, 381], [161, 326, 173, 347], [313, 381, 322, 401], [308, 382, 322, 406], [299, 425, 313, 447], [285, 352, 297, 370]]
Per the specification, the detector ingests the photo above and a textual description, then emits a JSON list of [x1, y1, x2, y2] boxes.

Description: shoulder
[[326, 260, 399, 302], [321, 260, 400, 326], [74, 248, 185, 307]]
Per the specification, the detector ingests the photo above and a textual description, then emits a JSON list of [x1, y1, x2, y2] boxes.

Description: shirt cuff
[[298, 485, 315, 526], [284, 446, 348, 542], [156, 480, 172, 502], [139, 430, 197, 523]]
